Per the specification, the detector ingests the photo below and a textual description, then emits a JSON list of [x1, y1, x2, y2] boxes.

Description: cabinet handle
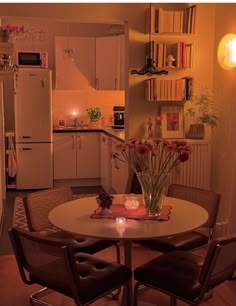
[[114, 158, 119, 170], [19, 147, 32, 151], [111, 152, 120, 170], [102, 136, 106, 143], [95, 78, 99, 90], [77, 135, 81, 149], [72, 135, 76, 149]]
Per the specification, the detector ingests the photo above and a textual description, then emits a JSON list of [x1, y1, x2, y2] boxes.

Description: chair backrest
[[197, 234, 236, 300], [167, 184, 220, 229], [23, 185, 74, 231], [8, 226, 81, 304]]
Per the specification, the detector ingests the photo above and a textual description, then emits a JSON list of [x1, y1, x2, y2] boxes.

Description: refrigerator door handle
[[19, 136, 32, 139], [19, 147, 33, 151]]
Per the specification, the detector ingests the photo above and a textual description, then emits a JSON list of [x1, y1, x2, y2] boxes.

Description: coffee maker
[[113, 106, 125, 129]]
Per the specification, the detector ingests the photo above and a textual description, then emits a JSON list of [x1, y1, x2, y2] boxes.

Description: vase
[[137, 171, 169, 217], [100, 207, 111, 215], [188, 124, 205, 139], [89, 119, 99, 128]]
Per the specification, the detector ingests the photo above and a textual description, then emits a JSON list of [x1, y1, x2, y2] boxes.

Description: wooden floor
[[1, 244, 236, 306]]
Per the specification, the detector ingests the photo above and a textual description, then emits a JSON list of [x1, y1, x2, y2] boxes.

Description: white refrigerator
[[14, 68, 53, 189]]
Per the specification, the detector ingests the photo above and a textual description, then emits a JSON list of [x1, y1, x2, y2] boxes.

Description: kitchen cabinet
[[95, 35, 124, 90], [55, 35, 124, 91], [53, 132, 100, 180], [110, 138, 128, 194], [55, 36, 96, 90], [100, 133, 111, 193]]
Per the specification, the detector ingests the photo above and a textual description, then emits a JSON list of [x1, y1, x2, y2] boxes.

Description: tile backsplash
[[52, 90, 124, 127]]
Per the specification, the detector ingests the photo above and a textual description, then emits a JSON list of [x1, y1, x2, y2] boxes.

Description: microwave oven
[[16, 51, 48, 68]]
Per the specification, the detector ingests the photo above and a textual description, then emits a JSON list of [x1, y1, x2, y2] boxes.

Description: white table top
[[48, 194, 208, 240]]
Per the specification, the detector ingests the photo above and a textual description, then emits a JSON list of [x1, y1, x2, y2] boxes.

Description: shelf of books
[[145, 77, 193, 102], [146, 40, 193, 69], [147, 5, 196, 34]]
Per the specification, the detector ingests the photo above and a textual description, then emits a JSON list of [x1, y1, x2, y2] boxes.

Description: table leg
[[121, 239, 133, 306]]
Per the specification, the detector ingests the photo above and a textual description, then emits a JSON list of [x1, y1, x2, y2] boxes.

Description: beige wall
[[213, 4, 236, 231]]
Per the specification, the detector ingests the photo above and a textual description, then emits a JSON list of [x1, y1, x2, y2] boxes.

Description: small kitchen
[[0, 15, 128, 206]]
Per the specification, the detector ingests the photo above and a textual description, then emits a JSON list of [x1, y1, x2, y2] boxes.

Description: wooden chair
[[135, 184, 221, 253], [23, 185, 120, 262], [9, 226, 132, 306], [133, 234, 236, 306]]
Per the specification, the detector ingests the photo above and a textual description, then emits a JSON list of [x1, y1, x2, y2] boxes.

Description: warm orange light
[[72, 111, 77, 118], [218, 33, 236, 70]]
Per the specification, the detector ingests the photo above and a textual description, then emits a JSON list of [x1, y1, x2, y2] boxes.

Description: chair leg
[[108, 243, 121, 299], [170, 295, 177, 306], [30, 287, 53, 306], [115, 243, 121, 263], [133, 282, 141, 306]]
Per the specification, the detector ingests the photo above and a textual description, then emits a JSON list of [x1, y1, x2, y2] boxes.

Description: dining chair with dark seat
[[23, 185, 121, 262], [9, 226, 132, 306], [133, 234, 236, 306], [135, 184, 221, 253]]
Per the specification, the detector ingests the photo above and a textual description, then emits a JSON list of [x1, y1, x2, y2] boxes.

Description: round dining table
[[48, 194, 208, 306]]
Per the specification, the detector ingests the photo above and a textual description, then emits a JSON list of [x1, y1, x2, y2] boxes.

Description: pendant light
[[130, 3, 168, 76]]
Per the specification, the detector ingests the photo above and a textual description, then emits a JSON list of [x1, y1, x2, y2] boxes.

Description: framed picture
[[161, 105, 184, 138]]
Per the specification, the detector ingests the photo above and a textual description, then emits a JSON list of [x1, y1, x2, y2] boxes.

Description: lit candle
[[116, 217, 126, 225]]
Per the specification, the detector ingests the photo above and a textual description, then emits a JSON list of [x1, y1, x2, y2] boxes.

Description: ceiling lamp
[[130, 4, 168, 76], [217, 33, 236, 70]]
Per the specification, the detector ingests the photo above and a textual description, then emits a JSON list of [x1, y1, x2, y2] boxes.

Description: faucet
[[73, 118, 84, 128]]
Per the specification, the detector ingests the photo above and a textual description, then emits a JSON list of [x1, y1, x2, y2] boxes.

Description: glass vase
[[137, 171, 169, 217]]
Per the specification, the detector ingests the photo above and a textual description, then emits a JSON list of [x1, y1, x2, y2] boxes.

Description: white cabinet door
[[53, 132, 100, 180], [76, 132, 100, 178], [111, 138, 128, 194], [100, 133, 111, 193], [95, 35, 124, 90], [53, 133, 76, 179], [55, 36, 96, 90]]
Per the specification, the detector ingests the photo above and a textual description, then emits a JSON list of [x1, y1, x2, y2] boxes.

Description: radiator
[[168, 141, 210, 189]]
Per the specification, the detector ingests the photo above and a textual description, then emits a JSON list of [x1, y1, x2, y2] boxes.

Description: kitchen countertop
[[53, 126, 125, 142]]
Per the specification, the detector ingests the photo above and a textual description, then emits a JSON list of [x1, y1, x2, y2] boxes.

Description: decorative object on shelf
[[114, 138, 191, 216], [124, 194, 140, 210], [186, 88, 219, 139], [0, 24, 24, 42], [161, 105, 184, 139], [130, 3, 168, 76], [96, 192, 114, 215], [0, 53, 18, 71], [155, 115, 163, 138], [166, 54, 176, 68], [147, 117, 154, 138], [217, 33, 236, 70], [87, 107, 101, 127]]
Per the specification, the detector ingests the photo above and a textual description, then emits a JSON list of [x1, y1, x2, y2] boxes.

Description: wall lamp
[[217, 33, 236, 70]]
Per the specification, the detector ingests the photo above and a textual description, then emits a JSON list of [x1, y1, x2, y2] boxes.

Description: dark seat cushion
[[48, 230, 119, 254], [31, 252, 132, 304], [134, 250, 204, 302], [136, 231, 209, 253]]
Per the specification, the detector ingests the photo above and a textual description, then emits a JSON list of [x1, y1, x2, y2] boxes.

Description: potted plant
[[86, 107, 102, 127], [186, 89, 219, 139]]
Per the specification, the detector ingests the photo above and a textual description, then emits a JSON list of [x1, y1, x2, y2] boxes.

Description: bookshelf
[[145, 77, 193, 102], [145, 4, 196, 102], [146, 40, 193, 69], [147, 5, 196, 34]]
